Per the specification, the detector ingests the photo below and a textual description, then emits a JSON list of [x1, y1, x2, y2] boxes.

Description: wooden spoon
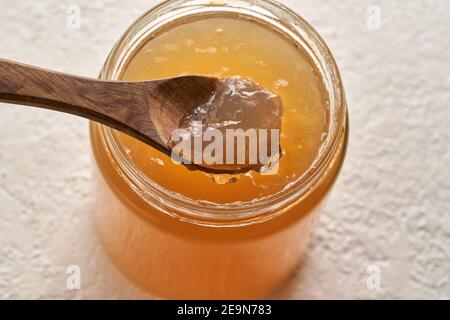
[[0, 59, 282, 173]]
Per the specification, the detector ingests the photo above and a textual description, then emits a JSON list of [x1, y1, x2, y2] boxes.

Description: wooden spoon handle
[[0, 59, 165, 146]]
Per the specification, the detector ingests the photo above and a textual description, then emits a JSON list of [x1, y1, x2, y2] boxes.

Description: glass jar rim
[[96, 0, 347, 225]]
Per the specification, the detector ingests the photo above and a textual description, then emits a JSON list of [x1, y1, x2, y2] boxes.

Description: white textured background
[[0, 0, 449, 299]]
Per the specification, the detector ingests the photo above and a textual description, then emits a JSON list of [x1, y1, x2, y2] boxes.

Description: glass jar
[[90, 0, 348, 299]]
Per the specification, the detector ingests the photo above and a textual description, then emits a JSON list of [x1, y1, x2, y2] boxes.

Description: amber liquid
[[91, 16, 345, 299]]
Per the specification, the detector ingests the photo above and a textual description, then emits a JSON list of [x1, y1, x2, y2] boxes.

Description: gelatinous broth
[[117, 17, 328, 203], [168, 76, 283, 173]]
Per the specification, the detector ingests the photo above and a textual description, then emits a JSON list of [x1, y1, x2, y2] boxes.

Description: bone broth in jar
[[90, 0, 348, 299]]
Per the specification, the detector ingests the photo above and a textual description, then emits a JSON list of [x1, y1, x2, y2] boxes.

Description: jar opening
[[96, 0, 347, 225]]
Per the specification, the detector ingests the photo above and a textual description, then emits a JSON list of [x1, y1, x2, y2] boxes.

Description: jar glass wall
[[90, 0, 347, 299]]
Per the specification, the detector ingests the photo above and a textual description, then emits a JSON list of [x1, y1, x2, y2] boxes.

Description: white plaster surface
[[0, 0, 449, 299]]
